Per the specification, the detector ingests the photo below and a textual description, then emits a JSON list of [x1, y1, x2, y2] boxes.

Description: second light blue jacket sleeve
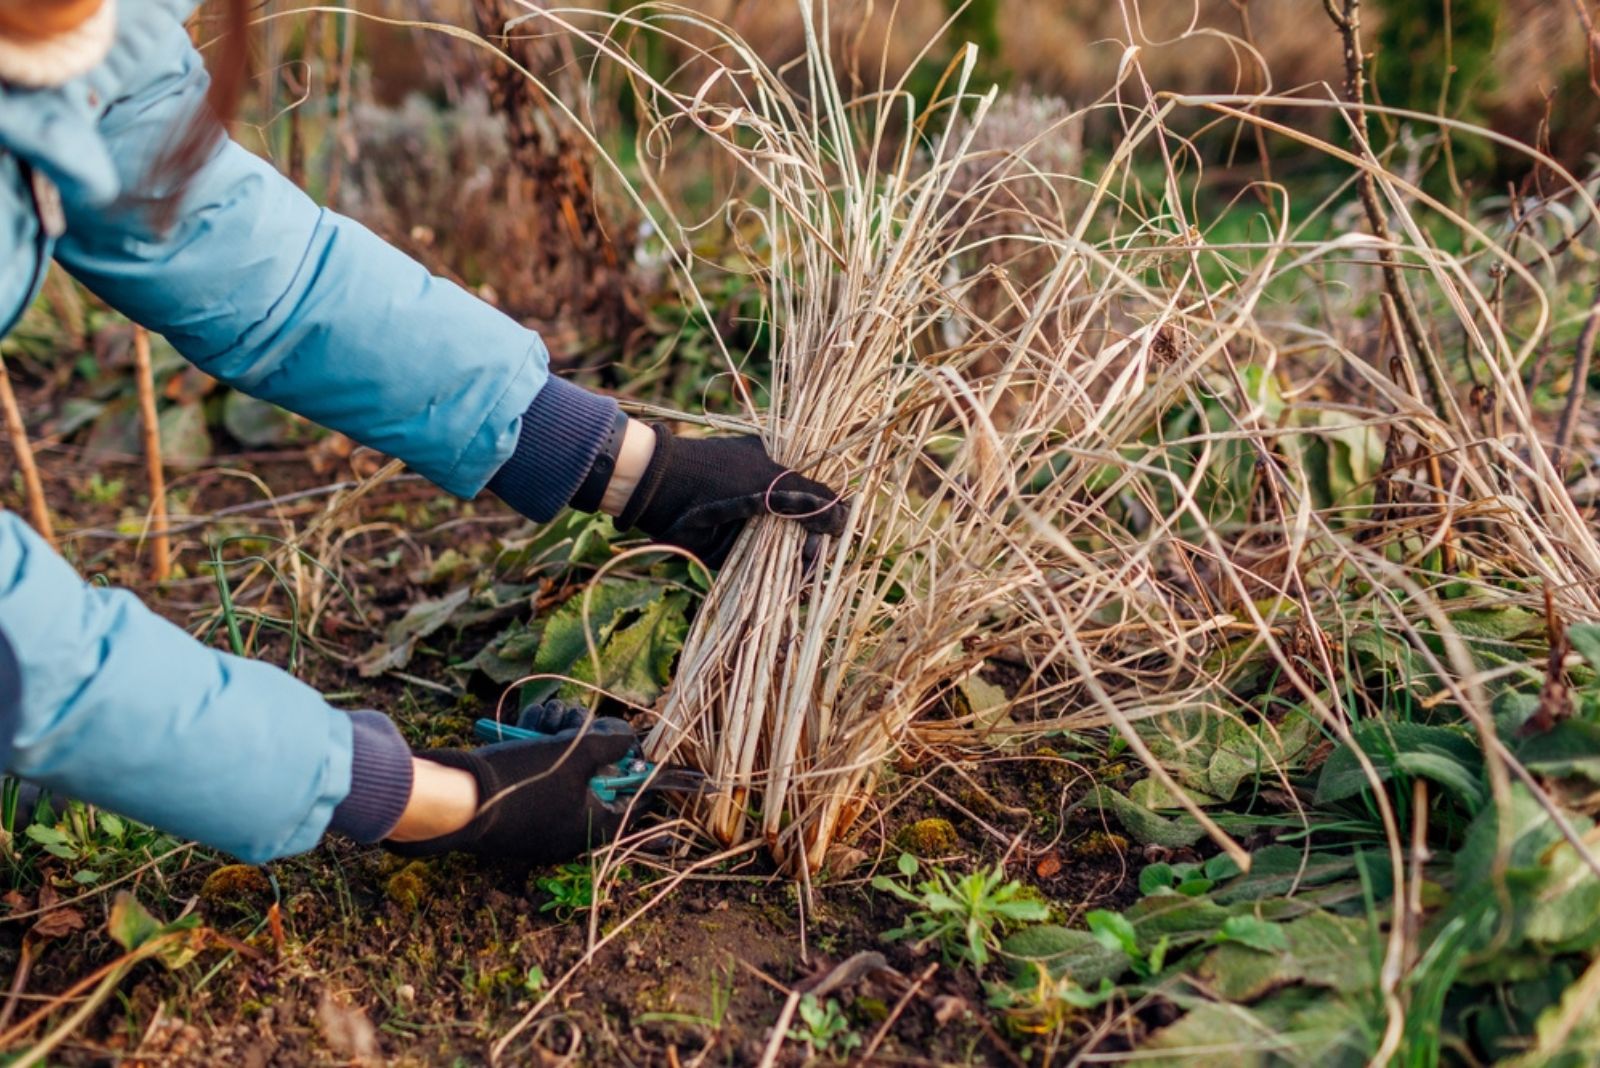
[[0, 511, 352, 862]]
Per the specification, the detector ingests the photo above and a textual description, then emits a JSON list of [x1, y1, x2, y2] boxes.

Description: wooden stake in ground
[[0, 353, 54, 548], [131, 326, 171, 581]]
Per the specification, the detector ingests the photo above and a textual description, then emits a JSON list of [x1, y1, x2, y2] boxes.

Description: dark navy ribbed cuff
[[330, 710, 414, 844], [486, 377, 620, 522]]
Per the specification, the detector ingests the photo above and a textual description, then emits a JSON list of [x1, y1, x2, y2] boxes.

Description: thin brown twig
[[1404, 778, 1430, 972], [1555, 283, 1598, 466], [1323, 0, 1457, 425], [0, 938, 34, 1034], [859, 961, 938, 1062], [754, 989, 801, 1068], [0, 354, 55, 547], [1568, 0, 1600, 98], [131, 326, 171, 581]]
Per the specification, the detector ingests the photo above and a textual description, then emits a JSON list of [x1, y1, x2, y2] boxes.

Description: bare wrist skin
[[386, 758, 478, 841], [600, 418, 656, 516]]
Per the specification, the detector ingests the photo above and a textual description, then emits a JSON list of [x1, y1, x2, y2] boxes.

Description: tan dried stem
[[0, 354, 54, 548], [131, 326, 172, 582]]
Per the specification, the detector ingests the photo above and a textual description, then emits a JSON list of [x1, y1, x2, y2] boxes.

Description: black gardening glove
[[386, 702, 636, 866], [618, 425, 847, 569]]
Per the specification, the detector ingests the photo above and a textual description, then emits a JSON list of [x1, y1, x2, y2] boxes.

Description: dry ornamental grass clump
[[469, 2, 1600, 882]]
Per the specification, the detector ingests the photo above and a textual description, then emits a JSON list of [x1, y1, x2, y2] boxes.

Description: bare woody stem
[[1324, 0, 1460, 427], [0, 354, 54, 548], [1556, 284, 1598, 465], [1568, 0, 1600, 98], [131, 326, 172, 582], [1555, 1, 1600, 468]]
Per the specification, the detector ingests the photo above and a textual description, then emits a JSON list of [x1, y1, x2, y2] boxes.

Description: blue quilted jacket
[[0, 1, 617, 861]]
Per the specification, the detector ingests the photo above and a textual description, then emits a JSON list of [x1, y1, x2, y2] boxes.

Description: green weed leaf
[[1086, 910, 1139, 957], [1315, 722, 1485, 811], [1568, 624, 1600, 672], [523, 581, 663, 704], [108, 893, 164, 952], [1140, 862, 1177, 896], [107, 893, 202, 970], [1000, 925, 1129, 987], [566, 590, 688, 705], [1215, 915, 1289, 954], [357, 585, 473, 676]]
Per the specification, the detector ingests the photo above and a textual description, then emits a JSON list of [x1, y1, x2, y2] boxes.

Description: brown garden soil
[[0, 393, 1146, 1067]]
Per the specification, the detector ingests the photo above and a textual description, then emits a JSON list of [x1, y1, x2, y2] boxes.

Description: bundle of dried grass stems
[[478, 1, 1600, 878]]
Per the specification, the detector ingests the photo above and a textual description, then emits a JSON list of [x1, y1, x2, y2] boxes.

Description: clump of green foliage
[[536, 862, 597, 919], [873, 853, 1049, 967], [787, 994, 861, 1060], [5, 794, 180, 889]]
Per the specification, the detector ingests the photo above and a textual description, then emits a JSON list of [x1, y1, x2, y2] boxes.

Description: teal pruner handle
[[471, 718, 653, 803]]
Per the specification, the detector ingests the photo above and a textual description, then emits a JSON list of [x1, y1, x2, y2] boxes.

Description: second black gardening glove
[[618, 425, 847, 569], [386, 707, 636, 866]]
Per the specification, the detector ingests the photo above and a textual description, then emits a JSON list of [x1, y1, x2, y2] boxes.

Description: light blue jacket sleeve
[[53, 8, 546, 496]]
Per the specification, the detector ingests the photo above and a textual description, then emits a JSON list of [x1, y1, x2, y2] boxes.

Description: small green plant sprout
[[18, 799, 173, 886], [535, 862, 596, 919], [1086, 910, 1169, 980], [1138, 853, 1241, 898], [787, 994, 861, 1059], [873, 852, 1050, 968], [534, 861, 633, 920], [75, 472, 126, 505]]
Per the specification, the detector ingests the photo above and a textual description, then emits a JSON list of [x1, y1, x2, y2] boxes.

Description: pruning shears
[[470, 717, 706, 804]]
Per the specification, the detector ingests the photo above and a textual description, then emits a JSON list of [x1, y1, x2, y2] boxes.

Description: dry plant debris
[[485, 2, 1600, 885]]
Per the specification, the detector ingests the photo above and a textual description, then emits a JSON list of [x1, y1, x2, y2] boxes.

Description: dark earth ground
[[0, 389, 1154, 1067]]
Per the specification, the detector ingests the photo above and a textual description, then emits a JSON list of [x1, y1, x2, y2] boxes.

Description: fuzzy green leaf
[[1086, 910, 1139, 957], [564, 591, 688, 705], [1516, 720, 1600, 785], [524, 581, 664, 704], [222, 391, 298, 447], [1000, 925, 1129, 987], [357, 585, 472, 676], [1084, 785, 1207, 848], [1140, 862, 1178, 896], [157, 400, 212, 467], [108, 892, 165, 953], [459, 617, 546, 685], [1568, 624, 1600, 672], [1215, 915, 1289, 954]]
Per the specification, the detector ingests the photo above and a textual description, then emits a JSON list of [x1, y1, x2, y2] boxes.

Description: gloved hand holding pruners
[[385, 700, 703, 865]]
